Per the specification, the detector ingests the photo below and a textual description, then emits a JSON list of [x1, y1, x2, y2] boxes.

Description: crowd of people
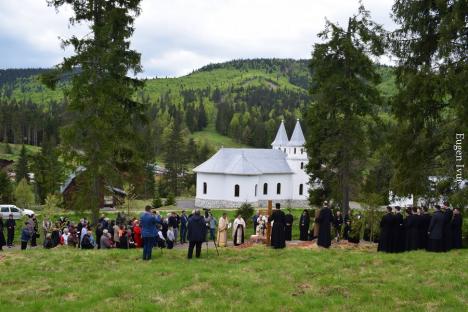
[[377, 204, 463, 253], [0, 202, 463, 256]]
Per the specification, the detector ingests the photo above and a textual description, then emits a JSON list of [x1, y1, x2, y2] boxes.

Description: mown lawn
[[0, 246, 466, 311]]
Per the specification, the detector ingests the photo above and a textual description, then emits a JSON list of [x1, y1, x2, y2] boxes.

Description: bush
[[235, 202, 254, 221], [165, 193, 175, 206], [152, 186, 162, 208]]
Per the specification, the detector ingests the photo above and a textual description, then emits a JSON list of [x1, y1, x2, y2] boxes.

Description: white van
[[0, 205, 35, 219]]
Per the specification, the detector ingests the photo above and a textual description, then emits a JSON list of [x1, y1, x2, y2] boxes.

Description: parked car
[[0, 205, 35, 219]]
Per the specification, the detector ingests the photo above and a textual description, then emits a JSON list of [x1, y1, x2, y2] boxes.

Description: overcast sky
[[0, 0, 396, 78]]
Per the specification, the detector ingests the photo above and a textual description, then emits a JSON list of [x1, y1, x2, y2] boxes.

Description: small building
[[60, 166, 127, 209], [194, 120, 314, 208]]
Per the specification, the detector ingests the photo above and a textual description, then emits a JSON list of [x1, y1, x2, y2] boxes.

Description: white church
[[193, 119, 312, 209]]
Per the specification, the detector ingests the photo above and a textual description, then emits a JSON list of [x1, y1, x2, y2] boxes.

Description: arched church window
[[301, 162, 304, 169], [234, 184, 240, 197], [263, 183, 268, 195], [301, 148, 304, 154], [255, 184, 258, 197], [277, 183, 281, 195], [294, 148, 296, 154], [299, 184, 303, 195], [203, 182, 207, 194]]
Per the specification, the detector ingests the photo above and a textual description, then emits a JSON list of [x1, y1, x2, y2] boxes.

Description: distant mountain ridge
[[0, 58, 396, 150]]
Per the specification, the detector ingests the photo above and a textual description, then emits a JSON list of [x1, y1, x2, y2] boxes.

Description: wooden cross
[[258, 200, 273, 246]]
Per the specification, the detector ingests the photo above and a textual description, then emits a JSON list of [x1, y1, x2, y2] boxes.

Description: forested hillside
[[0, 59, 395, 152]]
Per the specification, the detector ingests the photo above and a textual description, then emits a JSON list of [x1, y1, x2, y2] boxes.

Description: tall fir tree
[[163, 114, 187, 196], [15, 144, 29, 182], [390, 0, 467, 202], [0, 171, 13, 203], [305, 5, 385, 213], [31, 138, 64, 203], [42, 0, 145, 221]]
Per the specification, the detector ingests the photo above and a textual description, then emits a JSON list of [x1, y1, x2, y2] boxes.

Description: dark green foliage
[[31, 138, 64, 203], [152, 184, 162, 208], [15, 145, 29, 182], [163, 113, 188, 196], [305, 5, 385, 214], [43, 0, 145, 221], [0, 171, 13, 202], [235, 202, 254, 221], [390, 0, 467, 200], [5, 143, 12, 154], [165, 193, 175, 206]]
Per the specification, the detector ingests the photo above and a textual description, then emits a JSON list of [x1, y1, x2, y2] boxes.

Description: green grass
[[190, 124, 248, 149], [0, 143, 40, 161], [0, 245, 466, 311]]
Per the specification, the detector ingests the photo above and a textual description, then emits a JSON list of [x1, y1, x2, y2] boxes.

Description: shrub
[[165, 193, 175, 206], [235, 202, 254, 221]]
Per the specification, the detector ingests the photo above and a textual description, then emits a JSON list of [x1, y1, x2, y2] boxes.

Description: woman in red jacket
[[133, 220, 142, 248]]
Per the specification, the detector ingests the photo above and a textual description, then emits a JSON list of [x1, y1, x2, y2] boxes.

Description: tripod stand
[[205, 233, 220, 256]]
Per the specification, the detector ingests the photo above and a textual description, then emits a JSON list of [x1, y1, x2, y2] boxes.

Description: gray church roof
[[193, 148, 293, 175], [289, 119, 305, 146], [271, 120, 289, 147]]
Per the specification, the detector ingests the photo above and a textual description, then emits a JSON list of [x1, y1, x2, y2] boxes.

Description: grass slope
[[190, 124, 248, 149], [0, 143, 40, 161], [0, 247, 466, 311]]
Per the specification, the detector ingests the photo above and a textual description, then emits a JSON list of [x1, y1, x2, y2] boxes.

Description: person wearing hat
[[315, 201, 333, 248], [269, 203, 286, 249], [427, 205, 445, 252]]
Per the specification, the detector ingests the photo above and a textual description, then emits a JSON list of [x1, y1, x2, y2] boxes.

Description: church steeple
[[289, 119, 305, 147], [271, 120, 289, 148]]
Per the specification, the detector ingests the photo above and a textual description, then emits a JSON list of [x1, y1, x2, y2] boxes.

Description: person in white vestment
[[232, 215, 246, 246]]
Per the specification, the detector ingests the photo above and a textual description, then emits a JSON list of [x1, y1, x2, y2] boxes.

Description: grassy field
[[0, 143, 40, 161], [0, 245, 466, 311], [190, 124, 248, 149]]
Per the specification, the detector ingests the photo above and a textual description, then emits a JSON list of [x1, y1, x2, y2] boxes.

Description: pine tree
[[0, 171, 13, 203], [31, 138, 64, 203], [15, 178, 35, 208], [163, 114, 187, 196], [305, 5, 385, 214], [390, 0, 467, 202], [152, 183, 162, 208], [42, 0, 145, 222], [15, 144, 29, 182], [5, 143, 12, 154]]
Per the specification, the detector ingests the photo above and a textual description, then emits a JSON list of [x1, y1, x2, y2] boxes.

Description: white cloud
[[0, 0, 396, 76]]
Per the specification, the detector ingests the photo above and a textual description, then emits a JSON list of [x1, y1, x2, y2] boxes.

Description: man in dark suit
[[180, 210, 188, 244], [140, 205, 158, 260], [187, 209, 207, 259], [378, 206, 394, 252], [427, 205, 445, 252]]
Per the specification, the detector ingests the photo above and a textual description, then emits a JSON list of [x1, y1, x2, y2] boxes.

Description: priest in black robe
[[315, 202, 333, 248], [442, 205, 453, 251], [404, 207, 420, 251], [392, 206, 405, 253], [299, 210, 310, 241], [269, 203, 286, 249], [451, 208, 463, 249], [427, 205, 445, 252], [284, 211, 294, 241], [418, 207, 431, 249], [378, 206, 394, 252]]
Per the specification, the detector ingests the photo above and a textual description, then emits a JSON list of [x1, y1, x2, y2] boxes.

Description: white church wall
[[257, 173, 293, 201]]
